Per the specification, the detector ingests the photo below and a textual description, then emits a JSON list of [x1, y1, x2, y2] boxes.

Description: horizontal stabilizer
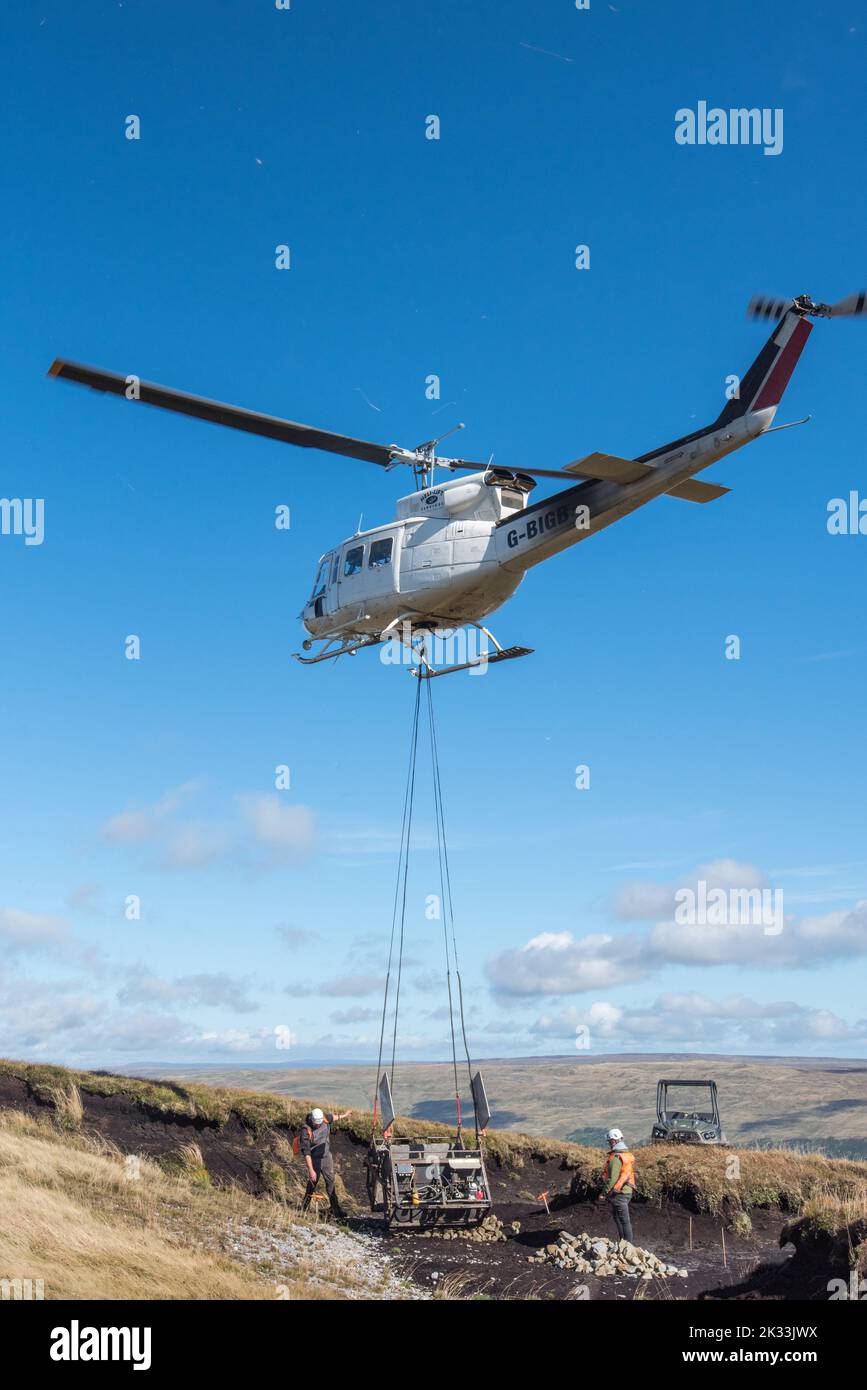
[[666, 479, 731, 503], [562, 452, 654, 485]]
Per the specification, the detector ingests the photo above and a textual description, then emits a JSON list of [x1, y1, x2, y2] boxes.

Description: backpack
[[292, 1123, 313, 1156]]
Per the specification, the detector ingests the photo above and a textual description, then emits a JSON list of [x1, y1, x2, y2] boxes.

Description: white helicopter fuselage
[[300, 468, 533, 640], [301, 407, 770, 644]]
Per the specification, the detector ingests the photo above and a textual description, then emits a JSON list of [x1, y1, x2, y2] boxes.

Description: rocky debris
[[527, 1231, 688, 1279], [222, 1216, 430, 1299], [413, 1214, 519, 1243]]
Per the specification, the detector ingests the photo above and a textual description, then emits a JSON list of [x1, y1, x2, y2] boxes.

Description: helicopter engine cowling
[[442, 482, 483, 513]]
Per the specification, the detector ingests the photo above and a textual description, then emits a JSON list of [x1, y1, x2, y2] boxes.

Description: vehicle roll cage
[[656, 1078, 721, 1124]]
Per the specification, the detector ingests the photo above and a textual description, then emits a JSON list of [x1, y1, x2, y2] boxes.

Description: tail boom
[[495, 307, 813, 574]]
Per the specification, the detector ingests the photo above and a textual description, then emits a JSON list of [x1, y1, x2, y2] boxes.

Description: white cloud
[[487, 864, 867, 996], [117, 969, 259, 1014], [238, 794, 316, 862], [614, 859, 766, 920], [101, 782, 200, 844], [529, 993, 867, 1048], [318, 973, 382, 997], [650, 899, 867, 969], [195, 1027, 280, 1053], [330, 1006, 380, 1025], [0, 907, 70, 954], [487, 931, 647, 995], [162, 822, 232, 868], [99, 782, 316, 870]]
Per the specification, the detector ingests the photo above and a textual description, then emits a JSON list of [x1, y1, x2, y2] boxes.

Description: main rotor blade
[[444, 459, 596, 481], [48, 358, 583, 482], [47, 359, 397, 466]]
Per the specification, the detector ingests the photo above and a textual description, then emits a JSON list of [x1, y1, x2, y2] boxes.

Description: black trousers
[[609, 1191, 634, 1243], [302, 1150, 342, 1214]]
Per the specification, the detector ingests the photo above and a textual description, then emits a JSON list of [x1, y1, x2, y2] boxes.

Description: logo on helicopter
[[420, 490, 442, 509]]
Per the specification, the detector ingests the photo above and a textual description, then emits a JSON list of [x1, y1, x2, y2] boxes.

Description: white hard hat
[[606, 1127, 624, 1142], [310, 1107, 324, 1123]]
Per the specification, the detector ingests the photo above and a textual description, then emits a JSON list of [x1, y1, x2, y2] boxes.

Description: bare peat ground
[[330, 1136, 795, 1301], [373, 1202, 793, 1301], [0, 1068, 838, 1301]]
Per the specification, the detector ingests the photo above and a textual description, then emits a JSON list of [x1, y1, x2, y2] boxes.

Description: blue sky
[[2, 0, 866, 1070]]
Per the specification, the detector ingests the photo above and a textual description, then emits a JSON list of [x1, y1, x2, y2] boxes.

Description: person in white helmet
[[299, 1105, 351, 1216], [598, 1127, 636, 1243]]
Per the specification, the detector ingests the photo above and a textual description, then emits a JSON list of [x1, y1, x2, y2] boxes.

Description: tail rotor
[[748, 291, 867, 321]]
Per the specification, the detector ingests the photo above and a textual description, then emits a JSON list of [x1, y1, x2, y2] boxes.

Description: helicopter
[[48, 291, 864, 677]]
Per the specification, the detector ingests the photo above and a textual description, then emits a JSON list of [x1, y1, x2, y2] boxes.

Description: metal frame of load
[[365, 1137, 493, 1230]]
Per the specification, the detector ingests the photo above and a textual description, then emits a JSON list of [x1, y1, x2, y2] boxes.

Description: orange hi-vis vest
[[603, 1148, 636, 1193]]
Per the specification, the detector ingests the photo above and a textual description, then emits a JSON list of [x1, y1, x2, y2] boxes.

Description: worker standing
[[300, 1106, 352, 1218], [598, 1127, 636, 1243]]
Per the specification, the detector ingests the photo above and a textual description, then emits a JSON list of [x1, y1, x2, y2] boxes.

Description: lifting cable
[[372, 674, 422, 1130], [425, 675, 476, 1136], [372, 660, 478, 1139]]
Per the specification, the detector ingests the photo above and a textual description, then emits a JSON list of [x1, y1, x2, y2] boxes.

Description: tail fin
[[716, 308, 812, 427]]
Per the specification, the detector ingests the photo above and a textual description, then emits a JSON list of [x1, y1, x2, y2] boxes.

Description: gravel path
[[222, 1216, 431, 1300]]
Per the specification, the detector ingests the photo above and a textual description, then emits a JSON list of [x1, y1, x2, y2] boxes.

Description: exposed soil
[[0, 1071, 278, 1190], [376, 1204, 793, 1302], [340, 1141, 795, 1301], [0, 1071, 836, 1300]]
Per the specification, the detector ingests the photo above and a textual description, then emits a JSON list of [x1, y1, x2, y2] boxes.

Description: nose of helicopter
[[300, 599, 325, 635]]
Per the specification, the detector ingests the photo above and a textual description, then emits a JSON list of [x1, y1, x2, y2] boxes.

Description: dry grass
[[46, 1082, 83, 1130], [783, 1182, 867, 1273], [0, 1110, 372, 1301], [564, 1138, 867, 1216]]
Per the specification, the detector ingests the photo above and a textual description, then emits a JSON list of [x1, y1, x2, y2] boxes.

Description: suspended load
[[366, 1071, 492, 1229]]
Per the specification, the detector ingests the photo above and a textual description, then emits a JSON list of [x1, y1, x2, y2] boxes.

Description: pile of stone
[[417, 1214, 519, 1243], [527, 1231, 688, 1279]]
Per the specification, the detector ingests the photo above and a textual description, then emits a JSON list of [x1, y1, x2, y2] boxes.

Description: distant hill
[[158, 1054, 867, 1160]]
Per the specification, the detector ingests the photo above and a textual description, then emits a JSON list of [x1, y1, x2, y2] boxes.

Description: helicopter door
[[337, 540, 367, 609], [364, 534, 396, 599]]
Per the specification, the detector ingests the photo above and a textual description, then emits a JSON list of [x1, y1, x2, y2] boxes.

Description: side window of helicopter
[[330, 553, 340, 585], [368, 537, 393, 569], [344, 545, 364, 577]]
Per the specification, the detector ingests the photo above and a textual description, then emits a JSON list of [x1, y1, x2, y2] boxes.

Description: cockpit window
[[344, 545, 364, 576], [369, 537, 393, 569], [331, 553, 340, 585], [312, 559, 328, 598]]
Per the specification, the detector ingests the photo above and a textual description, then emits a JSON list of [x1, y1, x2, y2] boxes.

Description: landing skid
[[406, 623, 533, 679], [292, 633, 381, 665], [293, 621, 533, 677], [409, 643, 533, 679]]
